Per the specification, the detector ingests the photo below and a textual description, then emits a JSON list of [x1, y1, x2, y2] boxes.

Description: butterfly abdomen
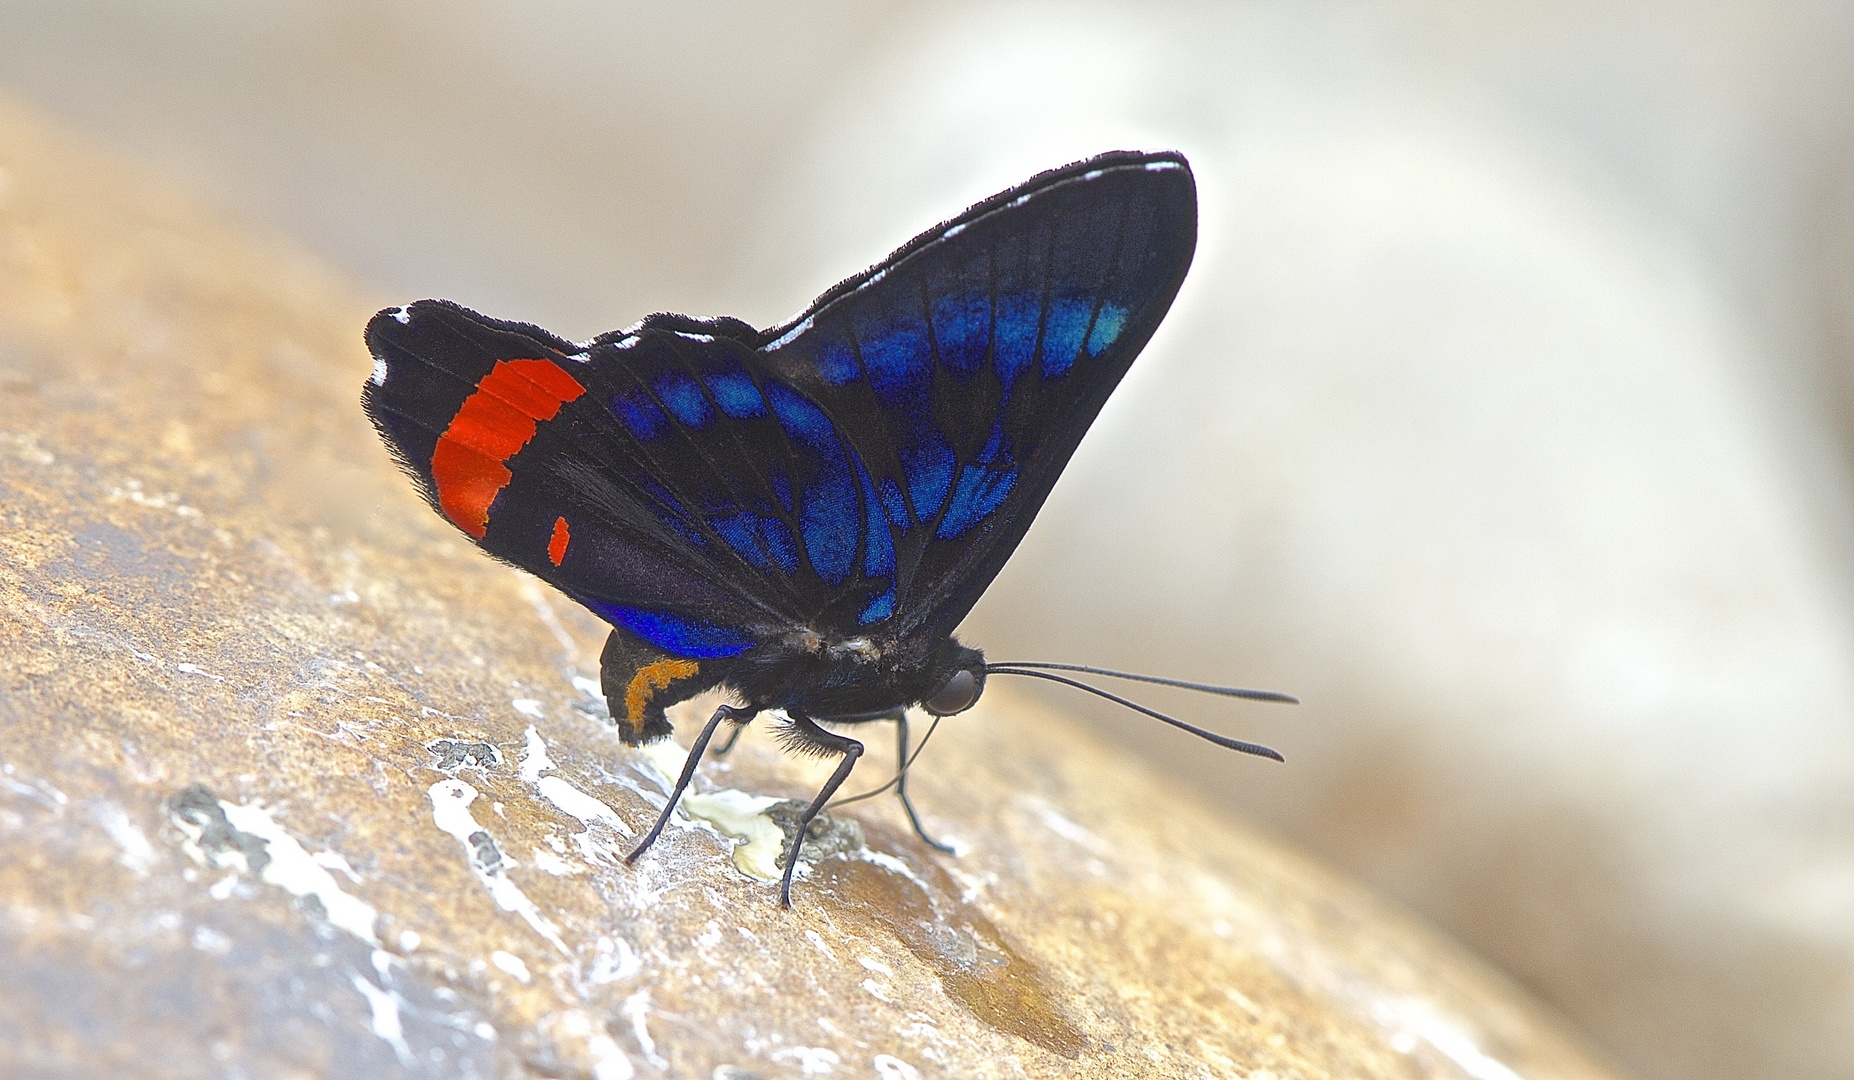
[[599, 625, 730, 744]]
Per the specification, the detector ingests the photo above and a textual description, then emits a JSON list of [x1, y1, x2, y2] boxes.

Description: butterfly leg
[[890, 711, 955, 853], [712, 719, 751, 757], [626, 701, 752, 864], [777, 711, 864, 908]]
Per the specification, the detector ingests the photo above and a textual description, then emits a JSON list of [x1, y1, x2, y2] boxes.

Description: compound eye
[[924, 668, 980, 716]]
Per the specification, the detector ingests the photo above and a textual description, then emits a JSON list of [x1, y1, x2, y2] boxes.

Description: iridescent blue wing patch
[[760, 151, 1197, 640]]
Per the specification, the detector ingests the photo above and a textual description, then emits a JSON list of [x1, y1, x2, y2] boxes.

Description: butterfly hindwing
[[363, 150, 1195, 659], [363, 305, 793, 657]]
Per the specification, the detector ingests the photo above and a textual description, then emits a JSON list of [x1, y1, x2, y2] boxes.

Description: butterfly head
[[824, 635, 986, 719], [920, 644, 987, 717]]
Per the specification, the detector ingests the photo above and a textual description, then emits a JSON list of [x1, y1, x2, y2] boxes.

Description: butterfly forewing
[[364, 150, 1195, 660], [761, 152, 1197, 641]]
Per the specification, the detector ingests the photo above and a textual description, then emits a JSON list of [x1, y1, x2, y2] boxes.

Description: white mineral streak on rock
[[491, 949, 532, 982], [857, 849, 928, 890], [873, 1055, 923, 1080], [511, 698, 545, 719], [426, 779, 571, 956], [681, 789, 784, 881], [538, 776, 636, 847], [107, 478, 200, 518], [518, 724, 556, 782], [588, 1033, 635, 1080], [92, 801, 156, 875], [587, 934, 643, 985], [1017, 794, 1110, 855], [862, 978, 897, 1003], [190, 925, 232, 954], [350, 972, 413, 1066], [622, 991, 667, 1068], [558, 1009, 635, 1080], [771, 1045, 841, 1075], [530, 848, 582, 875], [804, 929, 836, 963], [944, 865, 991, 904], [217, 800, 378, 943], [312, 849, 362, 882], [428, 780, 490, 843]]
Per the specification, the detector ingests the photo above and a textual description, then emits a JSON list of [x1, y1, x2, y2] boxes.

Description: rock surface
[[0, 95, 1628, 1080]]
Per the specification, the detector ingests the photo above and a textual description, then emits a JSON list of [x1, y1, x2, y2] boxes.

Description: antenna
[[985, 664, 1289, 760]]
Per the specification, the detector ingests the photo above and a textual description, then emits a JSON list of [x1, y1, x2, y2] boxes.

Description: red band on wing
[[547, 516, 571, 566], [431, 359, 586, 538]]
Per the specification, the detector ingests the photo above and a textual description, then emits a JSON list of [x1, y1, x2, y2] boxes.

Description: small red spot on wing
[[548, 516, 570, 566], [430, 359, 586, 539]]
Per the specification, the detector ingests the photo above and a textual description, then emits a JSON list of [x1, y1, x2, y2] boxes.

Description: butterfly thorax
[[779, 628, 883, 662], [723, 634, 985, 720]]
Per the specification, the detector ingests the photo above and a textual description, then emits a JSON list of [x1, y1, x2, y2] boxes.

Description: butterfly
[[363, 150, 1288, 907]]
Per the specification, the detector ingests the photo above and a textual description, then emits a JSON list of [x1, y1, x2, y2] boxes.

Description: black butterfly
[[363, 150, 1288, 906]]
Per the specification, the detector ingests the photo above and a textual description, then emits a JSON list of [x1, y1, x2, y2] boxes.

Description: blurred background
[[3, 2, 1852, 1078]]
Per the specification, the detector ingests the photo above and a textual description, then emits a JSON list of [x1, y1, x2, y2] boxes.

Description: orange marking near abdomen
[[625, 658, 702, 723], [547, 516, 570, 566], [431, 359, 586, 538]]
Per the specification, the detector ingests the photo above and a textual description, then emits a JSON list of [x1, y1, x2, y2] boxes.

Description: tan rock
[[0, 94, 1628, 1080]]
